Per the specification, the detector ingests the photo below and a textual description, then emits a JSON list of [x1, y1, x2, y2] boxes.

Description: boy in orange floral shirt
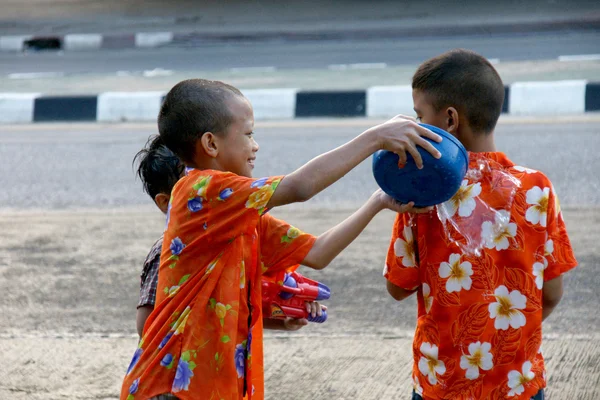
[[384, 49, 577, 400], [121, 79, 442, 400]]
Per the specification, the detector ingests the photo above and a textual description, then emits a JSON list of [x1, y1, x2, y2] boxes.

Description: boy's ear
[[154, 193, 170, 214], [198, 132, 219, 158], [446, 107, 460, 133]]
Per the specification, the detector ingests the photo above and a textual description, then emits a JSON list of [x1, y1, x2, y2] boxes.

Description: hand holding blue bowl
[[372, 123, 468, 208]]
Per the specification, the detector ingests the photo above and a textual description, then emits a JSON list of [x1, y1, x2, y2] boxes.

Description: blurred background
[[1, 1, 599, 399]]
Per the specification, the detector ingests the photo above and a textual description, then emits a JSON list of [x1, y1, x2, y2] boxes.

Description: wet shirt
[[121, 170, 316, 400], [385, 152, 577, 399]]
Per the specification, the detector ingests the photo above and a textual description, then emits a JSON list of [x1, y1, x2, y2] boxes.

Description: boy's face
[[412, 89, 449, 132], [215, 95, 259, 178]]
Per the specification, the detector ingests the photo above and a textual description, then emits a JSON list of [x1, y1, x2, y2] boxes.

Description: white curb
[[509, 80, 588, 115], [97, 92, 164, 122], [0, 93, 40, 123], [0, 35, 32, 52], [366, 86, 414, 117], [242, 89, 298, 120], [63, 34, 103, 51], [135, 32, 174, 48]]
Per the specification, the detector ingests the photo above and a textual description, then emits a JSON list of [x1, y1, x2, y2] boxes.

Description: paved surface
[[2, 60, 600, 94], [0, 118, 598, 399], [1, 118, 599, 210], [1, 0, 599, 36], [2, 31, 599, 76], [0, 206, 597, 399]]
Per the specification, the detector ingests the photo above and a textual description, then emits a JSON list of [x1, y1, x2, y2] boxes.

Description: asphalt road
[[0, 118, 598, 399], [1, 31, 599, 75], [0, 118, 599, 210]]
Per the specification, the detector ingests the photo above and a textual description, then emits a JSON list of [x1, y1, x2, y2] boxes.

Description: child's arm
[[542, 276, 563, 321], [302, 189, 431, 270], [136, 306, 154, 338], [386, 282, 417, 301], [266, 117, 442, 209]]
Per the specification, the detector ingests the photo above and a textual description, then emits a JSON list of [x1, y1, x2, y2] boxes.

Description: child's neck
[[461, 131, 497, 153]]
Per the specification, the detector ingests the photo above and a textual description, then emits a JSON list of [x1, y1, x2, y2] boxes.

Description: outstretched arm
[[266, 117, 441, 210], [302, 190, 431, 270]]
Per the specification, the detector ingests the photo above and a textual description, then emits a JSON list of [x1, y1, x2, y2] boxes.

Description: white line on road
[[558, 54, 600, 62], [229, 66, 277, 73], [329, 63, 388, 70], [8, 72, 65, 79], [142, 68, 173, 77]]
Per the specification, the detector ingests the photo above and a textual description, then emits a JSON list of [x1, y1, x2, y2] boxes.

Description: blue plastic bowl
[[372, 123, 468, 207]]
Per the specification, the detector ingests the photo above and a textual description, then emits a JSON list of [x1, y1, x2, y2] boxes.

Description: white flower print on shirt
[[418, 342, 446, 385], [532, 259, 548, 290], [440, 180, 482, 218], [481, 210, 518, 251], [412, 375, 424, 395], [488, 285, 527, 330], [507, 361, 535, 397], [422, 283, 433, 313], [439, 253, 473, 293], [525, 186, 550, 227], [460, 341, 494, 380], [394, 226, 416, 267], [544, 239, 554, 257]]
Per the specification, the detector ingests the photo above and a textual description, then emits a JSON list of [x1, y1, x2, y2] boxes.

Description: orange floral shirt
[[385, 152, 577, 400], [121, 170, 315, 400]]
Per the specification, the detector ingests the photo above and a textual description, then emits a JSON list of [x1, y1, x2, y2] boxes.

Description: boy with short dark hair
[[121, 79, 442, 400], [384, 49, 577, 399], [132, 135, 324, 338]]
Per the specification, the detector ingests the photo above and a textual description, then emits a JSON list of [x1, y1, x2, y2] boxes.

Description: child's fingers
[[404, 142, 424, 169], [413, 135, 442, 159], [285, 318, 308, 330]]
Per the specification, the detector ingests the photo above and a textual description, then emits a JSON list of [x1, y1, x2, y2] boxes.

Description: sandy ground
[[0, 207, 598, 399]]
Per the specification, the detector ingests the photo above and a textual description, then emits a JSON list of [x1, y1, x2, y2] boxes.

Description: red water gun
[[262, 271, 330, 323]]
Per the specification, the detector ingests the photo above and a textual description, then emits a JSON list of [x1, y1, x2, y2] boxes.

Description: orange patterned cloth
[[385, 152, 577, 399], [121, 170, 316, 400]]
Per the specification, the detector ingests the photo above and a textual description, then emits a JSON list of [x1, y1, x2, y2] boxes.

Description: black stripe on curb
[[502, 86, 510, 114], [585, 83, 600, 112], [296, 91, 366, 117], [24, 37, 62, 51], [33, 96, 97, 122]]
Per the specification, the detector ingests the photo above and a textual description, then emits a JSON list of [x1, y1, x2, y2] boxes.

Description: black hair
[[133, 134, 185, 200], [412, 49, 505, 134], [158, 79, 244, 164]]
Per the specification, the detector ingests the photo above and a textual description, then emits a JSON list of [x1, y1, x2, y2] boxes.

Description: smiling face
[[214, 95, 259, 178]]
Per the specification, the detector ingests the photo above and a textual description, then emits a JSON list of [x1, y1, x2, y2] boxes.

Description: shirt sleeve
[[259, 214, 316, 275], [544, 184, 577, 281], [138, 251, 160, 308], [384, 213, 421, 290], [186, 172, 284, 217]]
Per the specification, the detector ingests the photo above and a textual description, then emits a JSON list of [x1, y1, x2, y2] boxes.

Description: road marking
[[8, 72, 65, 79], [229, 66, 277, 73], [558, 54, 600, 62], [142, 68, 173, 77], [329, 63, 388, 70]]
